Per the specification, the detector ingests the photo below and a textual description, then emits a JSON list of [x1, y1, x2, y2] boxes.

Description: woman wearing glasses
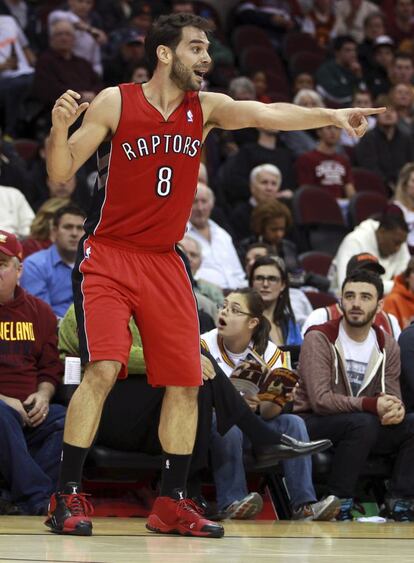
[[200, 287, 339, 521], [249, 255, 302, 346]]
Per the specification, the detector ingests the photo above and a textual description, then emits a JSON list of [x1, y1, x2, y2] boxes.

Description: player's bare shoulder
[[85, 86, 122, 134], [199, 91, 234, 137]]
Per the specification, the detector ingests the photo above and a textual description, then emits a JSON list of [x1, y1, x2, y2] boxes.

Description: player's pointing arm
[[202, 91, 386, 139], [46, 88, 121, 183]]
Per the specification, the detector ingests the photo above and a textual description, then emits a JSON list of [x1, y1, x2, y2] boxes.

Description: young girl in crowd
[[201, 287, 338, 521]]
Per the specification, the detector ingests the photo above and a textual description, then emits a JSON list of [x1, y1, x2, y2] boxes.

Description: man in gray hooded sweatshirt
[[294, 269, 414, 521]]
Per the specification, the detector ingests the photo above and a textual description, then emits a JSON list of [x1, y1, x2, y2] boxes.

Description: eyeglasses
[[252, 275, 282, 284], [218, 303, 254, 317]]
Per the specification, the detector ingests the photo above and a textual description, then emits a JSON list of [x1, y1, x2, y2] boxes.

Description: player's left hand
[[332, 106, 386, 138], [201, 355, 216, 381], [23, 392, 50, 427]]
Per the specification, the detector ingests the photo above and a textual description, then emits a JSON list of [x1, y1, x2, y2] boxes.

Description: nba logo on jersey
[[85, 246, 91, 259], [186, 109, 193, 122]]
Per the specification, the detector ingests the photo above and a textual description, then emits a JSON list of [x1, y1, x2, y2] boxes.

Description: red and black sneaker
[[146, 496, 224, 538], [44, 482, 93, 536]]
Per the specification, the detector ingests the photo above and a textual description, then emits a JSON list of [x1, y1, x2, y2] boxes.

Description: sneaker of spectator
[[384, 497, 414, 522], [221, 492, 264, 520], [336, 497, 354, 521], [291, 495, 340, 521]]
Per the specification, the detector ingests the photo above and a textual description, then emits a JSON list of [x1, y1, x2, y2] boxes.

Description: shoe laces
[[62, 492, 94, 517], [177, 498, 204, 519]]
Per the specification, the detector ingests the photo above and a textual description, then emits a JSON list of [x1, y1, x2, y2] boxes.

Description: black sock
[[160, 452, 192, 500], [58, 442, 90, 491], [236, 411, 283, 446]]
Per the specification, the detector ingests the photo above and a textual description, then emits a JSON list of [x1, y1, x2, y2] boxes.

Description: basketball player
[[44, 13, 385, 538]]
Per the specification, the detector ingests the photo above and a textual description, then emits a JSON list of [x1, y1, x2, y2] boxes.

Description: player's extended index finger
[[63, 89, 81, 100], [359, 106, 387, 116]]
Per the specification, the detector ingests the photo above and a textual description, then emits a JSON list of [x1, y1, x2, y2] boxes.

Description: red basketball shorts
[[74, 236, 202, 387]]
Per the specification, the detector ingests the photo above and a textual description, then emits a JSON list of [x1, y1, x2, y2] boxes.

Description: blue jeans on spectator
[[0, 400, 66, 514], [210, 413, 317, 511]]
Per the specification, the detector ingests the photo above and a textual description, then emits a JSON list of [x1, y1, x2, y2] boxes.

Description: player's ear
[[156, 44, 172, 66]]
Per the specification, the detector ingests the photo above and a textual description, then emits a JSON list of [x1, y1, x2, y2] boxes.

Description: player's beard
[[343, 305, 377, 327], [170, 54, 199, 91]]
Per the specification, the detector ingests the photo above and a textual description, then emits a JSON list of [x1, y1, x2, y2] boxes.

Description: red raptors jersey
[[86, 83, 203, 249]]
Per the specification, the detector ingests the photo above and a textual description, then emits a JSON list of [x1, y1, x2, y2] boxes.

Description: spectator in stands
[[364, 35, 394, 98], [394, 163, 414, 249], [187, 183, 247, 290], [315, 35, 364, 107], [355, 96, 414, 191], [329, 211, 410, 295], [230, 164, 292, 242], [0, 230, 65, 515], [131, 64, 149, 83], [292, 72, 315, 95], [390, 83, 414, 136], [32, 20, 102, 115], [48, 0, 107, 76], [201, 287, 339, 521], [218, 128, 296, 207], [358, 12, 387, 70], [340, 90, 376, 148], [235, 0, 295, 48], [279, 89, 324, 157], [179, 235, 224, 307], [0, 135, 30, 192], [20, 204, 86, 319], [22, 197, 70, 259], [244, 241, 272, 277], [0, 185, 34, 238], [389, 52, 414, 89], [295, 125, 356, 203], [301, 0, 336, 48], [302, 253, 401, 338], [386, 0, 414, 53], [332, 0, 379, 43], [0, 15, 34, 139], [294, 269, 414, 522], [398, 320, 414, 413], [249, 256, 302, 345], [103, 28, 146, 86], [249, 71, 272, 104], [383, 257, 414, 329]]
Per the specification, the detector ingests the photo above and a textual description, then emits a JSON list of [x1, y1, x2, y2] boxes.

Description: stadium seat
[[231, 25, 273, 53], [289, 50, 326, 76], [304, 290, 337, 309], [13, 138, 39, 163], [352, 167, 388, 196], [283, 32, 324, 60], [348, 192, 389, 227], [239, 45, 286, 76], [299, 251, 333, 277], [292, 186, 349, 254]]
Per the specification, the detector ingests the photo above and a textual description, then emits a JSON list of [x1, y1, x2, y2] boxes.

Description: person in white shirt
[[329, 212, 410, 295], [332, 0, 379, 43], [187, 183, 247, 290], [0, 186, 34, 238], [201, 287, 339, 521], [303, 253, 401, 338], [393, 163, 414, 249]]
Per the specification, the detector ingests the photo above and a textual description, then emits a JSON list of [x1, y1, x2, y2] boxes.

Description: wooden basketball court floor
[[0, 517, 413, 563]]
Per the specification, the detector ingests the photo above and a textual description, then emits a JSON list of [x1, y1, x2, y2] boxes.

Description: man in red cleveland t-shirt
[[296, 125, 356, 200]]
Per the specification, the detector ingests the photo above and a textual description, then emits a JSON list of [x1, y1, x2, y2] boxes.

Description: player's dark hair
[[378, 209, 408, 232], [52, 203, 86, 227], [249, 256, 297, 343], [342, 269, 384, 300], [145, 13, 214, 74], [230, 287, 271, 356]]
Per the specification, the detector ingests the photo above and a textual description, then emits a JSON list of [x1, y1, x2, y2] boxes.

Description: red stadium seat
[[299, 251, 333, 277]]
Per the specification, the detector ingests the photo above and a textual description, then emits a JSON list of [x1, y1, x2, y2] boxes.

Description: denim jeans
[[0, 400, 66, 514], [210, 412, 317, 511]]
